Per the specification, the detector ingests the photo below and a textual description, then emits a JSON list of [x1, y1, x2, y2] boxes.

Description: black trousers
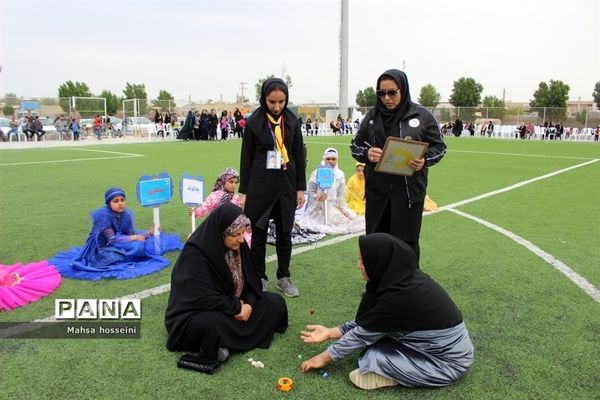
[[374, 199, 424, 263], [250, 201, 292, 280]]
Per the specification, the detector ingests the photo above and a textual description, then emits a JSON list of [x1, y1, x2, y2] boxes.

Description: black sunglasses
[[376, 89, 400, 98]]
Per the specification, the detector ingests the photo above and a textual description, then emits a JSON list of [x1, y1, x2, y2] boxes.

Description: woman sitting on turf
[[165, 203, 288, 365], [345, 162, 366, 215], [296, 147, 364, 235], [50, 187, 183, 280], [300, 233, 473, 390]]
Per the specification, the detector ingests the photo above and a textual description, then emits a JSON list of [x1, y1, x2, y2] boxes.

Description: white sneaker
[[348, 369, 398, 390]]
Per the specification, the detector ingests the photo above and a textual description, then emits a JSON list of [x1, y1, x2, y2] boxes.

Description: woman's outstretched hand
[[300, 351, 331, 372], [301, 325, 330, 344]]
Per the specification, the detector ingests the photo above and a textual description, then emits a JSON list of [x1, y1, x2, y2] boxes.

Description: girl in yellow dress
[[345, 162, 366, 215]]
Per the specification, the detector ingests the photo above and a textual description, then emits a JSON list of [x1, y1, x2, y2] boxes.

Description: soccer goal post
[[71, 97, 107, 118], [122, 98, 147, 136]]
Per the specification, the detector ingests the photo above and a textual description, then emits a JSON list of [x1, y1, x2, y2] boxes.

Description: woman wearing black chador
[[165, 203, 288, 362]]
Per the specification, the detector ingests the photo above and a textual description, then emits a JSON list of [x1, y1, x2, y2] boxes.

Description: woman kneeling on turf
[[300, 233, 473, 390], [165, 203, 288, 365]]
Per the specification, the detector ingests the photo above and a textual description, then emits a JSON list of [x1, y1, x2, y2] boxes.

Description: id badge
[[266, 151, 279, 169]]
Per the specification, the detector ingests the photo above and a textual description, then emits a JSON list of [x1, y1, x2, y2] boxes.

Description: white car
[[123, 117, 154, 134], [39, 117, 57, 135], [104, 116, 123, 136]]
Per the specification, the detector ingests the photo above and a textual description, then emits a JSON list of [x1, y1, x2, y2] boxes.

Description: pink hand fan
[[0, 260, 62, 311]]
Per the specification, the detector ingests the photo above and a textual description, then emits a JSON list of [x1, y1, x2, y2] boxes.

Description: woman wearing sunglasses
[[350, 69, 446, 262]]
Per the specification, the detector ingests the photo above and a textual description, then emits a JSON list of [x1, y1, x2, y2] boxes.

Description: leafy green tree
[[123, 83, 148, 115], [155, 90, 175, 112], [123, 83, 147, 100], [355, 87, 376, 107], [2, 92, 19, 106], [593, 81, 600, 110], [449, 77, 483, 107], [481, 95, 506, 119], [449, 77, 484, 121], [529, 80, 570, 122], [254, 75, 292, 102], [2, 104, 14, 116], [57, 81, 93, 112], [417, 84, 440, 108], [99, 90, 120, 115]]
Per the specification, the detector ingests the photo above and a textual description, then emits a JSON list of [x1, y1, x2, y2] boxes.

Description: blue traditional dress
[[51, 205, 182, 280]]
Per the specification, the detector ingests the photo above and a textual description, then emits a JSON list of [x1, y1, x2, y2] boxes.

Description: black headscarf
[[374, 69, 413, 137], [166, 203, 261, 319], [259, 78, 289, 119], [355, 233, 463, 332]]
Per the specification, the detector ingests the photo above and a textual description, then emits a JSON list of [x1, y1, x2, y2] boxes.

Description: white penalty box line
[[0, 148, 144, 167], [25, 158, 600, 325], [428, 158, 600, 303]]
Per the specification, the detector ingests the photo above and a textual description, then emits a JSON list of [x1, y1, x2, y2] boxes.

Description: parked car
[[39, 117, 57, 135], [123, 116, 154, 134], [79, 118, 94, 137], [104, 116, 123, 136]]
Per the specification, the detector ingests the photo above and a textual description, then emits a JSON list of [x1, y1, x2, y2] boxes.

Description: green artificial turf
[[0, 137, 598, 399]]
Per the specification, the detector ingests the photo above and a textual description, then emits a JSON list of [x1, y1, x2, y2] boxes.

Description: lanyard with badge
[[266, 116, 286, 170]]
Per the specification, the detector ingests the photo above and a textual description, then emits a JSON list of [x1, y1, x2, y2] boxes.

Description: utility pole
[[338, 0, 349, 119], [240, 82, 247, 104]]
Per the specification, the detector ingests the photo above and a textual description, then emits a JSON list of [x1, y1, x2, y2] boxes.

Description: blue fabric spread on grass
[[50, 207, 183, 280]]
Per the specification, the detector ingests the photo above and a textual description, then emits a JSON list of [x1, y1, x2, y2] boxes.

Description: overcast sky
[[1, 0, 598, 105]]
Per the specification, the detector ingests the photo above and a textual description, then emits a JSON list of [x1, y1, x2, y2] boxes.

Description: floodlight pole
[[338, 0, 349, 120]]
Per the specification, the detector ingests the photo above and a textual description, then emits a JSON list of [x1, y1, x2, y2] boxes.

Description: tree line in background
[[2, 77, 600, 123], [355, 78, 600, 123], [1, 74, 294, 118]]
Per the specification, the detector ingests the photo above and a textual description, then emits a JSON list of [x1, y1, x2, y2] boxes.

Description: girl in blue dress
[[51, 187, 182, 280]]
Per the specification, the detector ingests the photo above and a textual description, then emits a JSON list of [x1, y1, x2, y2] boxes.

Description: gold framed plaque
[[374, 137, 429, 176]]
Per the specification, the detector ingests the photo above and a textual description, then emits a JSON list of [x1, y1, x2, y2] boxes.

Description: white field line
[[69, 148, 145, 157], [428, 159, 599, 215], [448, 149, 596, 161], [8, 156, 598, 328], [30, 232, 363, 324], [0, 148, 144, 166], [447, 208, 600, 303], [302, 142, 597, 161]]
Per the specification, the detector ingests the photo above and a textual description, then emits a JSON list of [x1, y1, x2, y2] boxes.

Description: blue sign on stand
[[136, 173, 173, 207], [316, 166, 334, 189]]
